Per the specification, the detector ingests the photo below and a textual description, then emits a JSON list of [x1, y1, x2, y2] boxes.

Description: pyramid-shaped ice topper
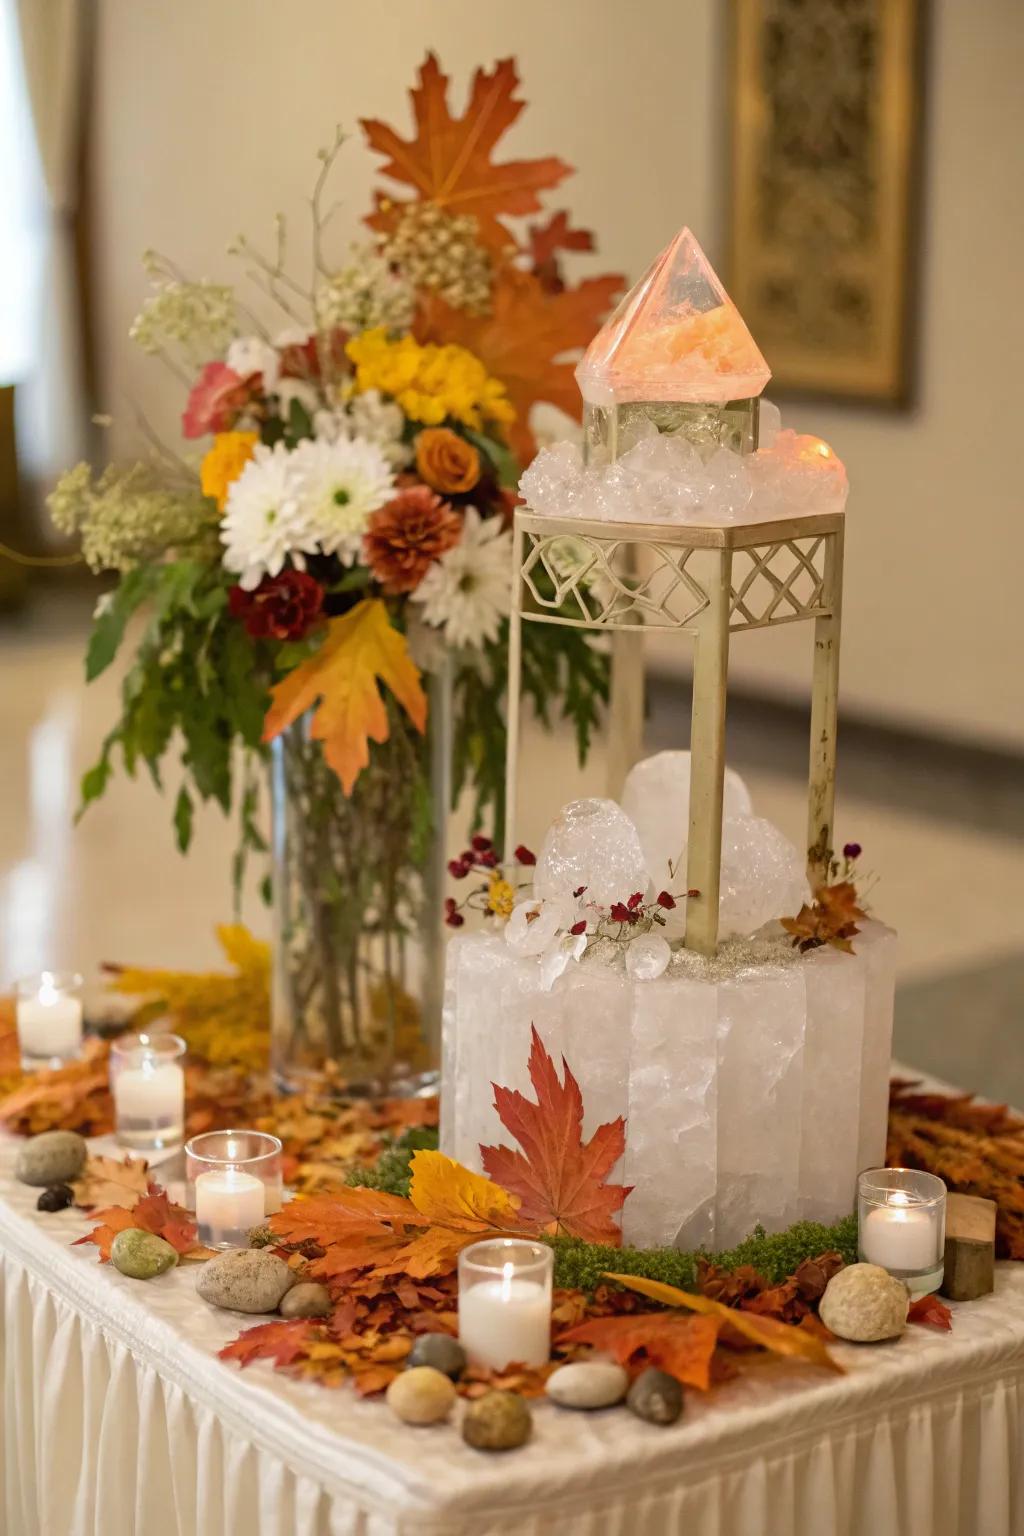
[[575, 228, 771, 406]]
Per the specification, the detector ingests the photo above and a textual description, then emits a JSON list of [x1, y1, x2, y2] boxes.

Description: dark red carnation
[[228, 569, 324, 641]]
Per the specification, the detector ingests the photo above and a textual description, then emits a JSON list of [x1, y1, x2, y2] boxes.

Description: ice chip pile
[[518, 414, 847, 527]]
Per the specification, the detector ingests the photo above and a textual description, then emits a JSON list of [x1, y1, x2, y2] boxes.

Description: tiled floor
[[2, 594, 1021, 1100]]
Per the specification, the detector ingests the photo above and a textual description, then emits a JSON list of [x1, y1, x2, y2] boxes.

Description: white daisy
[[220, 443, 307, 590], [290, 434, 394, 564], [412, 507, 513, 649], [227, 335, 280, 390]]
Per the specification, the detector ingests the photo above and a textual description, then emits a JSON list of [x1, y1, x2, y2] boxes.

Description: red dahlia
[[228, 569, 324, 641]]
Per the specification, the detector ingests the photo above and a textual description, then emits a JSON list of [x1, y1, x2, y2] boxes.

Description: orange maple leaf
[[527, 210, 595, 293], [262, 600, 427, 795], [416, 265, 623, 458], [908, 1293, 953, 1331], [480, 1025, 631, 1243], [220, 1318, 318, 1370], [561, 1311, 721, 1391], [361, 53, 572, 250], [604, 1273, 843, 1374], [74, 1186, 202, 1262], [781, 879, 867, 955]]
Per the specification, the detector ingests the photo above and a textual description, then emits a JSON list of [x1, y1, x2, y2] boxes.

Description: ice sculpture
[[576, 228, 771, 405], [442, 223, 894, 1253]]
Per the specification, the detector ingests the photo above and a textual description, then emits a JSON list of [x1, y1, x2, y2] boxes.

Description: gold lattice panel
[[729, 537, 828, 630], [520, 531, 710, 631]]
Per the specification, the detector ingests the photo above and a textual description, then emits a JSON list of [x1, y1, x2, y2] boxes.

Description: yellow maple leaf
[[408, 1149, 523, 1229], [72, 1153, 150, 1210], [262, 600, 427, 795]]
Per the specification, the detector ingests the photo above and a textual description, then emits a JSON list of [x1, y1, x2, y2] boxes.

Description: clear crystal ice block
[[442, 922, 896, 1252]]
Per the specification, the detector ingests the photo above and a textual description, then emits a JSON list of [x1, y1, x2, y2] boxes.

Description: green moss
[[345, 1125, 439, 1195], [548, 1215, 859, 1294]]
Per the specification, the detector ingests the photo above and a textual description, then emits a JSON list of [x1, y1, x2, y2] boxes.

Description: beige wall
[[92, 0, 1024, 748]]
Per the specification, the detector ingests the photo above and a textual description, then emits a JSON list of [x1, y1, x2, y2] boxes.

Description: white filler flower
[[290, 435, 394, 564], [413, 507, 512, 648], [220, 443, 307, 590]]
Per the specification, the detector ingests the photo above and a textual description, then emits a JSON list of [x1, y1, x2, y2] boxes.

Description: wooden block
[[941, 1193, 996, 1302]]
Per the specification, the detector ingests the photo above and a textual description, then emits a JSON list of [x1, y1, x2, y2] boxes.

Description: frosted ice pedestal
[[442, 922, 896, 1251]]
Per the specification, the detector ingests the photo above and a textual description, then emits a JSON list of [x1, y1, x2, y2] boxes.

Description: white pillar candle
[[195, 1168, 266, 1246], [860, 1196, 938, 1272], [17, 985, 82, 1060], [459, 1267, 551, 1369], [114, 1061, 185, 1126]]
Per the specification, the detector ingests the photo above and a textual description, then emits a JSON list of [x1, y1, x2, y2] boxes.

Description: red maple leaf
[[361, 53, 571, 250], [74, 1185, 201, 1262], [480, 1025, 631, 1243], [908, 1293, 954, 1331], [527, 211, 595, 293], [220, 1318, 316, 1370], [561, 1311, 720, 1390]]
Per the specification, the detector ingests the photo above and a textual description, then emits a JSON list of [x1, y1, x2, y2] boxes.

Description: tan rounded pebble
[[279, 1282, 332, 1319], [547, 1361, 628, 1409], [461, 1390, 532, 1451], [386, 1366, 457, 1425], [196, 1248, 295, 1314], [820, 1262, 909, 1341]]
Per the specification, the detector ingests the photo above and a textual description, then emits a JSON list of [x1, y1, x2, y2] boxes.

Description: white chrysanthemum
[[346, 389, 412, 469], [290, 434, 394, 563], [227, 335, 280, 390], [412, 506, 513, 649], [220, 443, 308, 590]]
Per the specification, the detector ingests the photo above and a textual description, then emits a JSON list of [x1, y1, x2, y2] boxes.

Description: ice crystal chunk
[[622, 751, 752, 889], [576, 227, 771, 405], [718, 816, 808, 940], [534, 797, 649, 910], [441, 922, 898, 1250], [518, 417, 847, 527], [624, 932, 671, 981]]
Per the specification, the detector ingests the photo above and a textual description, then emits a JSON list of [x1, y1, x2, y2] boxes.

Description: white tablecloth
[[2, 1139, 1023, 1536]]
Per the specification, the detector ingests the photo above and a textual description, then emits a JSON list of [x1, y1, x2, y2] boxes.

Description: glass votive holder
[[111, 1032, 186, 1152], [858, 1167, 947, 1295], [16, 971, 84, 1070], [185, 1130, 283, 1249], [458, 1238, 553, 1370]]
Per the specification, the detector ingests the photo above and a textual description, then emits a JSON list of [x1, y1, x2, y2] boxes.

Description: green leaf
[[173, 785, 193, 853], [85, 566, 160, 681], [464, 427, 520, 490], [285, 397, 314, 445]]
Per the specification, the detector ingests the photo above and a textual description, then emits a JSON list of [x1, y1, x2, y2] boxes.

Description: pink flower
[[182, 362, 253, 439]]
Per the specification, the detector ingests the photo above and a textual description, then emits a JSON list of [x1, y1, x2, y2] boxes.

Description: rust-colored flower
[[363, 486, 461, 594], [414, 427, 481, 495]]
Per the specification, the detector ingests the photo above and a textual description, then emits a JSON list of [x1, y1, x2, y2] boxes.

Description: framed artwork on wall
[[727, 0, 925, 405]]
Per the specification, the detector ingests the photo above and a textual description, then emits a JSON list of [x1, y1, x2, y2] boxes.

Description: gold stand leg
[[684, 549, 732, 955], [503, 523, 526, 867], [806, 526, 844, 884]]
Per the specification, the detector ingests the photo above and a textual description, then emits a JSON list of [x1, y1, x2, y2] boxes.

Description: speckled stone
[[407, 1334, 467, 1380], [15, 1130, 87, 1187], [461, 1391, 532, 1451], [626, 1367, 683, 1425], [279, 1282, 332, 1319], [819, 1263, 909, 1342], [196, 1248, 295, 1314], [386, 1367, 456, 1425], [110, 1228, 179, 1280], [546, 1361, 628, 1409]]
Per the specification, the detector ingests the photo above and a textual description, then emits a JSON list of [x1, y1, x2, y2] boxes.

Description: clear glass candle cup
[[110, 1032, 186, 1152], [185, 1130, 283, 1249], [16, 971, 84, 1070], [458, 1238, 553, 1370], [858, 1167, 947, 1295]]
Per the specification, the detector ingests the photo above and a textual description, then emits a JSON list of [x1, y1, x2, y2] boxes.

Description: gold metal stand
[[504, 508, 845, 955]]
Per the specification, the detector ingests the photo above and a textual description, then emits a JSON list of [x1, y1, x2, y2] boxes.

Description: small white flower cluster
[[130, 270, 237, 362], [315, 243, 416, 334], [221, 433, 395, 589]]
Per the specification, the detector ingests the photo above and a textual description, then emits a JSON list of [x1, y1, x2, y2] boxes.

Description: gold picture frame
[[727, 0, 924, 404]]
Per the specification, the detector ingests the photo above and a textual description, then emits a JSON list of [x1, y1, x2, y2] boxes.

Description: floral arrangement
[[49, 52, 621, 874], [46, 55, 623, 1087]]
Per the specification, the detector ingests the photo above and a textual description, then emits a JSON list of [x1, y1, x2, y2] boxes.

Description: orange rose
[[415, 427, 481, 495]]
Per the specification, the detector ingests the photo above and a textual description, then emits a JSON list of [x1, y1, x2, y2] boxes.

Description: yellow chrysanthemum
[[201, 430, 259, 510], [487, 876, 516, 919], [345, 328, 514, 434]]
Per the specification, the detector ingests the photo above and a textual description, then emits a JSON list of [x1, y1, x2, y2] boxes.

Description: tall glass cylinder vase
[[270, 664, 451, 1097]]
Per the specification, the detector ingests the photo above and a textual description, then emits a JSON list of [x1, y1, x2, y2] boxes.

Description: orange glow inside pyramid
[[575, 228, 771, 405]]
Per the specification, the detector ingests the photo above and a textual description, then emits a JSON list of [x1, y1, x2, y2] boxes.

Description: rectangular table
[[2, 1135, 1022, 1536]]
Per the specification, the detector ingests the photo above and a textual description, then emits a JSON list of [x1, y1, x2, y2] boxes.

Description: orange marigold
[[414, 427, 481, 495], [363, 486, 461, 594]]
